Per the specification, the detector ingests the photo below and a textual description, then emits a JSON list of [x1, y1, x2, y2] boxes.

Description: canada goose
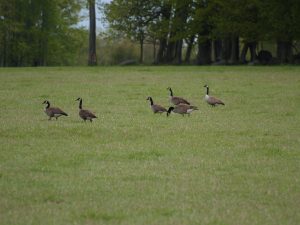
[[167, 87, 190, 105], [76, 97, 97, 122], [203, 85, 225, 106], [167, 104, 198, 117], [146, 96, 167, 114], [42, 100, 68, 120]]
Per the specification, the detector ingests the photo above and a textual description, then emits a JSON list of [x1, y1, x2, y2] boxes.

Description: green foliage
[[104, 0, 158, 41], [0, 0, 84, 66], [212, 0, 261, 40], [0, 66, 300, 224], [104, 0, 161, 62], [98, 37, 139, 65], [1, 0, 300, 66], [258, 0, 300, 41], [103, 0, 300, 64]]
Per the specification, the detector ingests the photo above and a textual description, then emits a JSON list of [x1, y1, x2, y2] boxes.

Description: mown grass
[[0, 66, 299, 225]]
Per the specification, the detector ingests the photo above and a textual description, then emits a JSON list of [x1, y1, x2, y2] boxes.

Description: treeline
[[1, 0, 300, 66], [0, 0, 86, 66], [104, 0, 300, 65]]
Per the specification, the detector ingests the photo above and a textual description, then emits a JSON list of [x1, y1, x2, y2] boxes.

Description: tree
[[102, 0, 300, 65], [192, 0, 215, 65], [259, 0, 300, 63], [88, 0, 97, 65], [104, 0, 160, 64], [0, 0, 83, 66]]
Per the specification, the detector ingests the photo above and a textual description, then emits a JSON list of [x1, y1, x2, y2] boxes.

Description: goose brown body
[[167, 104, 198, 116], [43, 100, 68, 120], [204, 85, 225, 106], [146, 97, 167, 114], [76, 98, 97, 122], [167, 87, 190, 105]]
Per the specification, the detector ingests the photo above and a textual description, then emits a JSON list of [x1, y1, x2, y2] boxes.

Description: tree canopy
[[104, 0, 300, 64], [0, 0, 299, 66], [0, 0, 84, 66]]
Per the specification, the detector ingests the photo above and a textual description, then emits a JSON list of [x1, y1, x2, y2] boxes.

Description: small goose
[[203, 85, 225, 106], [76, 97, 97, 122], [42, 100, 68, 120], [167, 104, 198, 117], [146, 96, 167, 114], [167, 87, 190, 105]]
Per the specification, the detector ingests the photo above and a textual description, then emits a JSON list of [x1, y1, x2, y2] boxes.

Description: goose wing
[[174, 104, 198, 114], [174, 104, 189, 113], [152, 104, 167, 113], [172, 96, 190, 105], [208, 96, 225, 105], [49, 107, 68, 116], [80, 109, 97, 119]]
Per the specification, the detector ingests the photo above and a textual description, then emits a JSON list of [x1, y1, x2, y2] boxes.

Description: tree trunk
[[175, 39, 183, 64], [166, 37, 175, 63], [153, 39, 156, 63], [240, 42, 249, 64], [40, 3, 49, 66], [213, 39, 222, 62], [185, 35, 195, 64], [139, 38, 144, 64], [249, 42, 257, 62], [240, 41, 257, 64], [1, 33, 7, 66], [221, 38, 231, 64], [155, 2, 171, 64], [88, 0, 97, 66], [197, 38, 212, 65], [277, 40, 293, 63], [156, 38, 167, 64], [228, 36, 239, 64]]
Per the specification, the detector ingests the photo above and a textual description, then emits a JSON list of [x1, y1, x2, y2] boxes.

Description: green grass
[[0, 66, 299, 225]]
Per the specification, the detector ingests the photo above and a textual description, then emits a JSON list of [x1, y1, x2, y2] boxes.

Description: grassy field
[[0, 66, 299, 225]]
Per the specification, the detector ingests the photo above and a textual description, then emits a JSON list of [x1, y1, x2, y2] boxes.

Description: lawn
[[0, 66, 299, 225]]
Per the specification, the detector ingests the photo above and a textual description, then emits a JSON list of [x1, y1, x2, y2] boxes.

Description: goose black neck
[[167, 107, 174, 114], [46, 102, 50, 109], [79, 99, 82, 109], [169, 88, 173, 97], [149, 97, 153, 105], [206, 87, 209, 95]]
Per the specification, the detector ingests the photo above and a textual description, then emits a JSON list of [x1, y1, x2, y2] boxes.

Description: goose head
[[167, 106, 174, 117], [167, 87, 173, 96], [42, 100, 49, 105], [204, 85, 209, 96], [76, 97, 82, 101]]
